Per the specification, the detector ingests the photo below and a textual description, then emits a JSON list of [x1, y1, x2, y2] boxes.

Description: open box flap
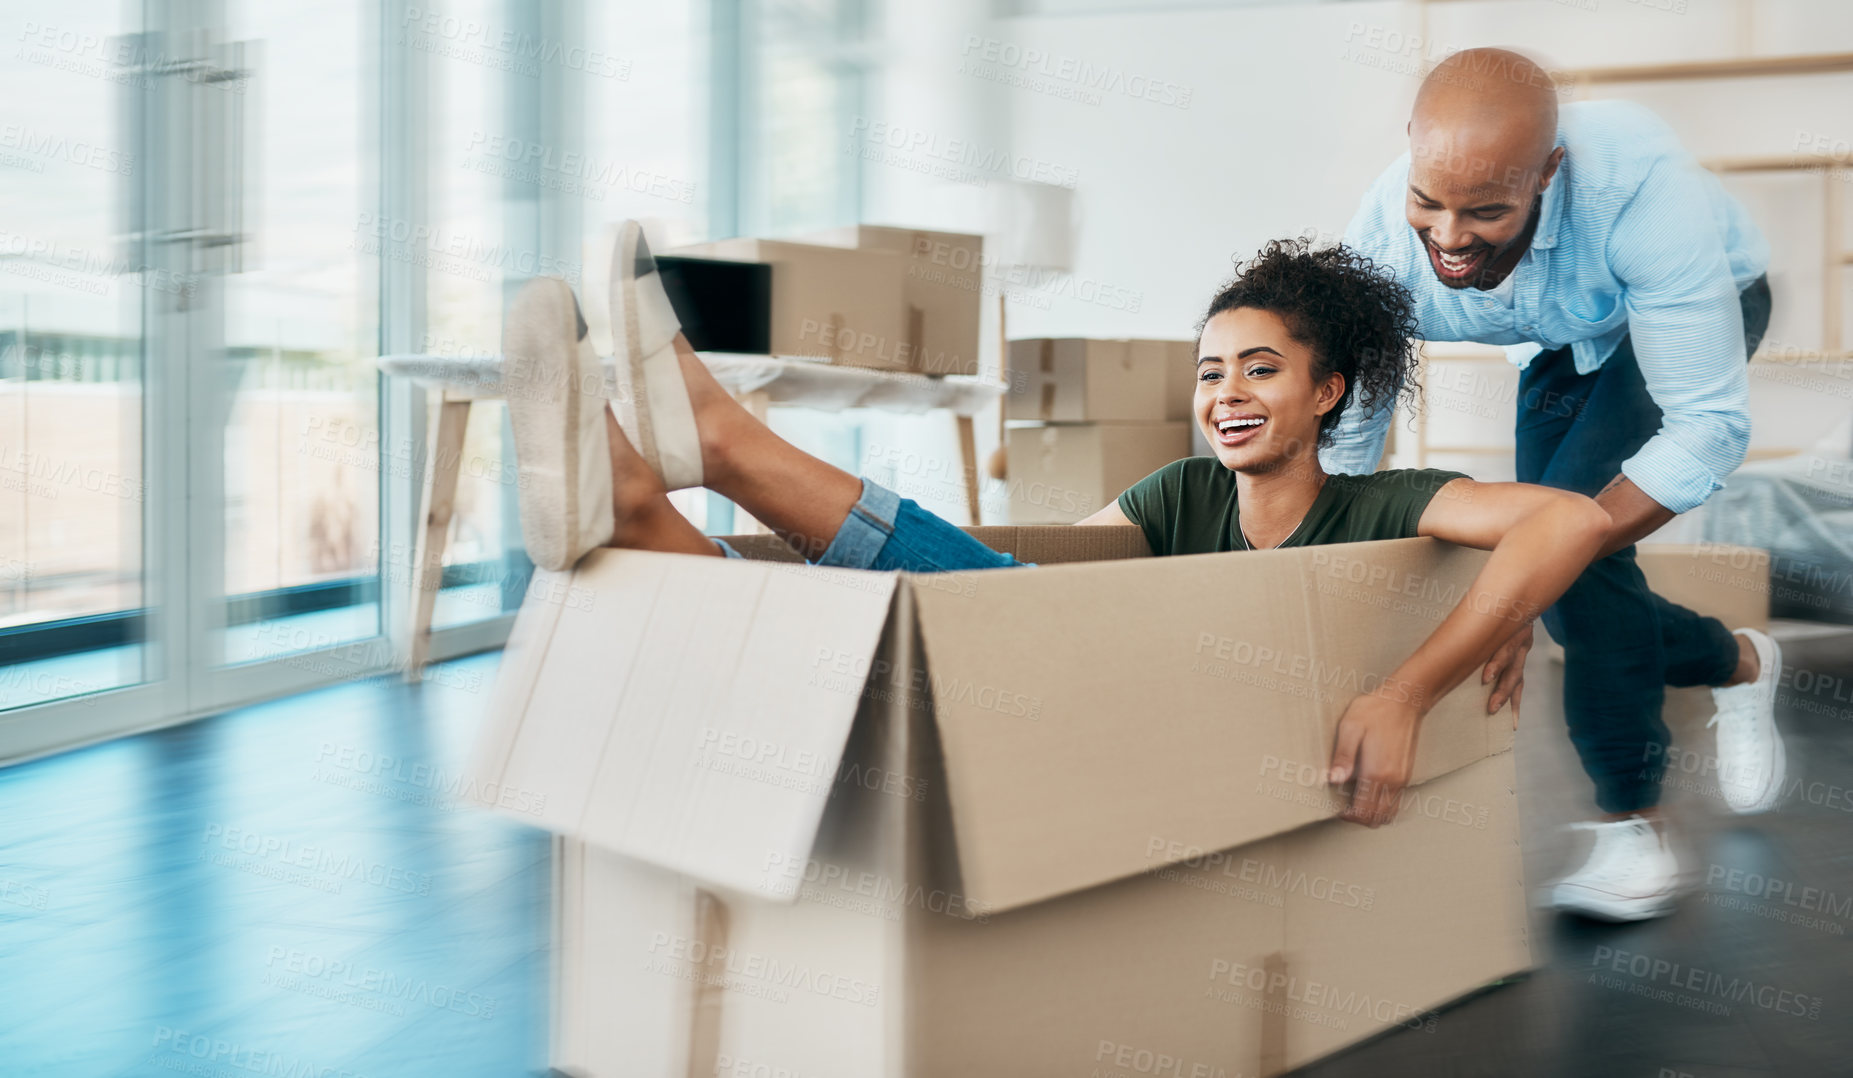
[[469, 549, 898, 902], [909, 537, 1501, 915], [1298, 541, 1511, 777]]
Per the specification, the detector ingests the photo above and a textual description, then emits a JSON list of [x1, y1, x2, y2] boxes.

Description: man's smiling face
[[1404, 125, 1560, 291]]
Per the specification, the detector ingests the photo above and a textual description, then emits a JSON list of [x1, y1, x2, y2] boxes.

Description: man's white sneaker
[[1708, 628, 1786, 815], [501, 277, 613, 572], [1548, 816, 1680, 922], [605, 219, 703, 491]]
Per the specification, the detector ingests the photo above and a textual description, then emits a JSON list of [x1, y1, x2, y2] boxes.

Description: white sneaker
[[1708, 628, 1786, 815], [605, 219, 703, 491], [1548, 816, 1680, 922], [501, 277, 613, 572]]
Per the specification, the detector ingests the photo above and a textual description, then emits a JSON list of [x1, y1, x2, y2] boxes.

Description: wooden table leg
[[955, 413, 981, 525], [406, 396, 470, 683]]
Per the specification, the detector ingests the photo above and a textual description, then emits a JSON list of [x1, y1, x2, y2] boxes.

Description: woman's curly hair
[[1199, 236, 1421, 448]]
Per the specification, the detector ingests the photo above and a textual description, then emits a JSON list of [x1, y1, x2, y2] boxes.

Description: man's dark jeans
[[1515, 275, 1772, 814]]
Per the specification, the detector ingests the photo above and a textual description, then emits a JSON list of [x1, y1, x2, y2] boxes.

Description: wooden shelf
[[1702, 154, 1853, 173], [1567, 52, 1853, 85]]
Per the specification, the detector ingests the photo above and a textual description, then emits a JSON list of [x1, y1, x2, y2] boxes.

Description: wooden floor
[[0, 634, 1849, 1077], [1304, 629, 1853, 1078], [0, 653, 551, 1078]]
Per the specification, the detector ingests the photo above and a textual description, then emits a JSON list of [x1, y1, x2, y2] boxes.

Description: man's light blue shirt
[[1324, 99, 1769, 514]]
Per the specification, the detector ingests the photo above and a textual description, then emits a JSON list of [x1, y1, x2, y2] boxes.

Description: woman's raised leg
[[608, 334, 1025, 572]]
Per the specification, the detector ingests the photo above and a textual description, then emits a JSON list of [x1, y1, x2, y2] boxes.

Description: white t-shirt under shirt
[[1483, 269, 1517, 306]]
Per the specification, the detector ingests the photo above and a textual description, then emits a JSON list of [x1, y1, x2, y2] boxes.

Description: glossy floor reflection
[[1302, 629, 1853, 1078], [0, 652, 549, 1078]]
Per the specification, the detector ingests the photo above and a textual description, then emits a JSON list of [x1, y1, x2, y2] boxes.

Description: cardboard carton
[[670, 238, 914, 372], [1007, 338, 1198, 422], [805, 226, 985, 376], [471, 529, 1532, 1077], [1005, 422, 1193, 524]]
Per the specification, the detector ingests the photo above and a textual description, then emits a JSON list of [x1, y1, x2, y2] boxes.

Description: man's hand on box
[[1328, 692, 1422, 828], [1482, 621, 1532, 730]]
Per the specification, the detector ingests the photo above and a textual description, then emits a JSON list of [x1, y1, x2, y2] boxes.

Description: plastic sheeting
[[1700, 447, 1853, 624]]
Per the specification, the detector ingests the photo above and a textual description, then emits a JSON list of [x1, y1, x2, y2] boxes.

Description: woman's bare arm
[[1328, 478, 1610, 826], [1074, 502, 1139, 527]]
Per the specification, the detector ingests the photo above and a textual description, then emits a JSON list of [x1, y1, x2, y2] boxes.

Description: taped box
[[804, 226, 984, 376], [1006, 338, 1199, 422], [470, 529, 1531, 1078], [1005, 422, 1193, 524]]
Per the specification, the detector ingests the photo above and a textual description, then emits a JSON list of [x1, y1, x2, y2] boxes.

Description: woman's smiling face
[[1194, 307, 1345, 473]]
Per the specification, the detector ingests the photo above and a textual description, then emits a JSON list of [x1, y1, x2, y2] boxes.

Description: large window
[[0, 0, 147, 710], [0, 0, 877, 756]]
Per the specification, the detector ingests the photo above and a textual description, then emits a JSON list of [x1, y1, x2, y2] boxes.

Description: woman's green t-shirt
[[1116, 458, 1470, 557]]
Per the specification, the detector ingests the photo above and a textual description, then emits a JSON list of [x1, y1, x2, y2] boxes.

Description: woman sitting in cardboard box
[[401, 222, 1612, 832]]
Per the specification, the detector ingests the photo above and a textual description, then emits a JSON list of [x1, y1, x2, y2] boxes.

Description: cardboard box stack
[[1004, 338, 1198, 523], [469, 528, 1536, 1078], [669, 228, 983, 377]]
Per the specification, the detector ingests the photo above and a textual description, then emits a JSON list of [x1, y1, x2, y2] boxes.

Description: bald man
[[1328, 49, 1780, 922]]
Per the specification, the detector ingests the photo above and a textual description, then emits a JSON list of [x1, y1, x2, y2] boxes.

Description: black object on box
[[654, 256, 771, 354]]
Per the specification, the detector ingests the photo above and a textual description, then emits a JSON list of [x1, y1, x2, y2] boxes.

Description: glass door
[[212, 0, 383, 679], [0, 0, 151, 717]]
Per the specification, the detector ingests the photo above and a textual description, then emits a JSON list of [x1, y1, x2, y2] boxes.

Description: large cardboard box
[[1005, 422, 1193, 524], [805, 225, 985, 376], [671, 238, 915, 372], [471, 529, 1532, 1077], [1007, 338, 1198, 422]]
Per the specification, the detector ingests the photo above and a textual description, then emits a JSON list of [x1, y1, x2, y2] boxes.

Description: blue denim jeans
[[1516, 275, 1771, 814], [711, 479, 1030, 571]]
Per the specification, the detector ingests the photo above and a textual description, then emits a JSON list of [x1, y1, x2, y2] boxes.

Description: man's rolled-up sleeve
[[1608, 159, 1752, 515]]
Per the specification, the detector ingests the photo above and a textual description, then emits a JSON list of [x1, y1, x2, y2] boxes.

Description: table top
[[378, 352, 1004, 417]]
